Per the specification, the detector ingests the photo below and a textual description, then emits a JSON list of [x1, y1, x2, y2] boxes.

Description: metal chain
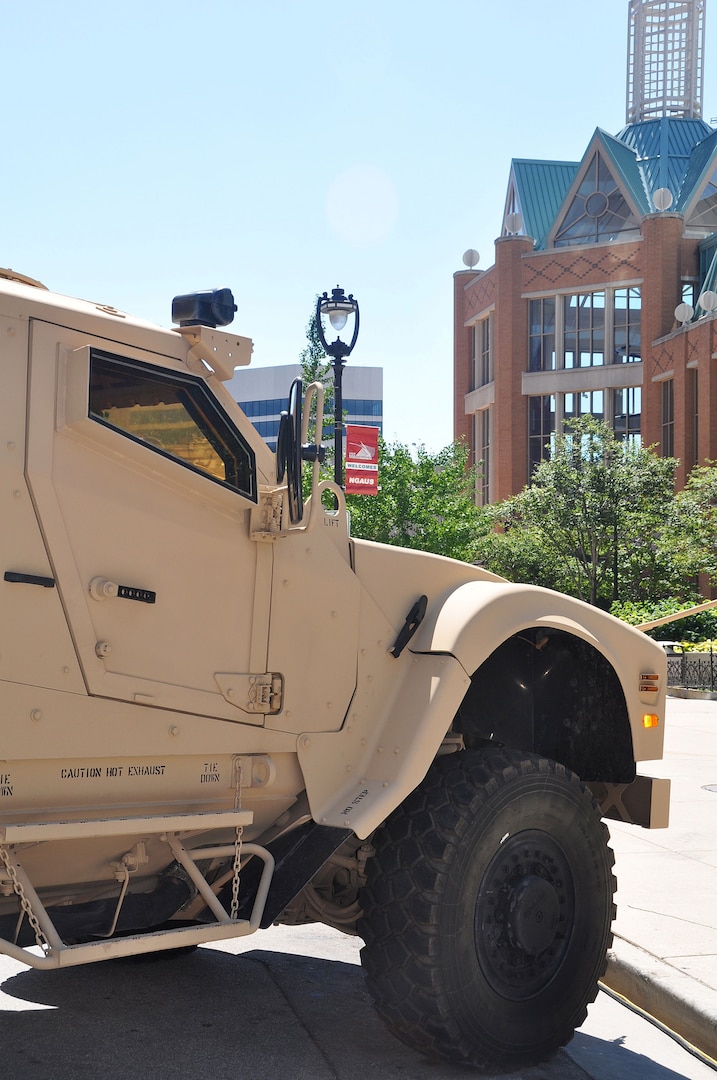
[[230, 759, 244, 920], [0, 844, 49, 953]]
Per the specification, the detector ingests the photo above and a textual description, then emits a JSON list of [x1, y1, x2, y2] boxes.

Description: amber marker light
[[642, 714, 660, 729]]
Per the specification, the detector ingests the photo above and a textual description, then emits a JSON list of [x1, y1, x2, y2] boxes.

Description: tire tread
[[359, 747, 615, 1070]]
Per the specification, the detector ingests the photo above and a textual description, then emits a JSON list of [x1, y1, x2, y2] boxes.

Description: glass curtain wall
[[528, 395, 556, 473], [527, 288, 643, 474], [564, 292, 605, 368], [473, 316, 493, 389]]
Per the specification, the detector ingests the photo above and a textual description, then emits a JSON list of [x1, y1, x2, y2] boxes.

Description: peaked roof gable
[[548, 129, 645, 248], [598, 128, 651, 212], [498, 119, 717, 254]]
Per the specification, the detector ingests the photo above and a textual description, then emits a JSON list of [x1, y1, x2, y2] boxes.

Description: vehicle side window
[[88, 350, 256, 501]]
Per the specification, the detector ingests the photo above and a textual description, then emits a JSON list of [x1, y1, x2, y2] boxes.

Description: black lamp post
[[315, 286, 360, 488]]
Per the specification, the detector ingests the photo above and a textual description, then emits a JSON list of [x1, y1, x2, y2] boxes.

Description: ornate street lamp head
[[316, 286, 360, 361]]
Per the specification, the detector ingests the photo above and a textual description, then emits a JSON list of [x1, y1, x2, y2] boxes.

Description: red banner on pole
[[344, 425, 379, 495]]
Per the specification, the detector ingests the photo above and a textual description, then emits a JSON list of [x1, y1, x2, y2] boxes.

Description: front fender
[[410, 580, 667, 764]]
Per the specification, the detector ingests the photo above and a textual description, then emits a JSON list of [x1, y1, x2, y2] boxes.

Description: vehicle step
[[0, 809, 253, 844]]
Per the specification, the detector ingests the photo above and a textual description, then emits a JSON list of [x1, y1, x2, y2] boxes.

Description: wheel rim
[[474, 829, 575, 1001]]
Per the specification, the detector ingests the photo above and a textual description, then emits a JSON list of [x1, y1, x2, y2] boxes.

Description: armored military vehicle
[[0, 269, 669, 1071]]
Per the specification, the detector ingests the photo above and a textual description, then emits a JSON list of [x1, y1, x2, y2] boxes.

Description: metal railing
[[666, 649, 717, 692]]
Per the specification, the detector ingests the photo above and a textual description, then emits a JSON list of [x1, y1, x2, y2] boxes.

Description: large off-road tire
[[359, 747, 615, 1072]]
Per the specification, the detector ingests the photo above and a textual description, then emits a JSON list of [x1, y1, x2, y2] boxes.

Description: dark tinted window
[[89, 351, 256, 501]]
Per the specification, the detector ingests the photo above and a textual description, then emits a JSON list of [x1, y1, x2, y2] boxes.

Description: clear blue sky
[[4, 1, 716, 449]]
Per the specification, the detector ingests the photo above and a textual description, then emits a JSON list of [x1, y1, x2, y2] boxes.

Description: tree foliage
[[476, 417, 679, 606], [346, 439, 488, 563], [472, 515, 568, 593], [664, 463, 717, 584], [610, 598, 717, 643]]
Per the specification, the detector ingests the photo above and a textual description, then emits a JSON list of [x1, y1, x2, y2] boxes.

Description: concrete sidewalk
[[602, 695, 717, 1062]]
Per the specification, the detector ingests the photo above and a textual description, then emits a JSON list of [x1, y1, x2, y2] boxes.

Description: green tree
[[664, 462, 717, 586], [477, 417, 679, 606], [346, 439, 488, 563], [610, 598, 717, 643], [473, 508, 568, 593]]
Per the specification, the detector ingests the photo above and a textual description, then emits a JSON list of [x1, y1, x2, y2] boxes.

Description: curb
[[602, 936, 717, 1061], [667, 687, 717, 701]]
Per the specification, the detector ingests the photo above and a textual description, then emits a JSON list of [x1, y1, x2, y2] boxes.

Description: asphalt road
[[0, 923, 714, 1080]]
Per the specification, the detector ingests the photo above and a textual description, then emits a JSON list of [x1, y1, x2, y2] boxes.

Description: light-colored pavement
[[603, 694, 717, 1063]]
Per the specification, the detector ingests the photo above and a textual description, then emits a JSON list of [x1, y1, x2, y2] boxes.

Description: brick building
[[454, 0, 717, 504]]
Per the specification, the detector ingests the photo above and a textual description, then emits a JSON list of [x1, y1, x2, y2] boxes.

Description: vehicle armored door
[[26, 320, 270, 723]]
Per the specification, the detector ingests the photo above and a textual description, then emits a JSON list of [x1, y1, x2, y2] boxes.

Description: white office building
[[226, 364, 383, 450]]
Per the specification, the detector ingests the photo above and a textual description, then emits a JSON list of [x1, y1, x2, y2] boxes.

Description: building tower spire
[[627, 0, 705, 123]]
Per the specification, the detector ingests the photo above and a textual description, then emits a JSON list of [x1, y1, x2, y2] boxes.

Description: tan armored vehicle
[[0, 270, 669, 1071]]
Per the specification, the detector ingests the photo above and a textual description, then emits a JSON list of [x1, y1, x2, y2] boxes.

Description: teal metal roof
[[594, 128, 650, 214], [676, 127, 717, 212], [616, 118, 714, 206], [510, 160, 579, 249], [506, 117, 717, 251]]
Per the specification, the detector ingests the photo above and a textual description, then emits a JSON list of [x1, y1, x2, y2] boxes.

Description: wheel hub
[[508, 874, 560, 955], [474, 829, 575, 1000]]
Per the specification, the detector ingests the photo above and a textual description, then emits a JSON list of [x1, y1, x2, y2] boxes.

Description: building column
[[640, 212, 684, 453], [453, 269, 476, 451], [492, 235, 533, 502]]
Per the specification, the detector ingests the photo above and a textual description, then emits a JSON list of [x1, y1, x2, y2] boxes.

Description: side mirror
[[276, 378, 304, 524], [276, 379, 327, 526]]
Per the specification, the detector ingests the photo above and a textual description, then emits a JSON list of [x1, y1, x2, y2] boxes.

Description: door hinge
[[215, 672, 284, 715], [250, 490, 285, 540]]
